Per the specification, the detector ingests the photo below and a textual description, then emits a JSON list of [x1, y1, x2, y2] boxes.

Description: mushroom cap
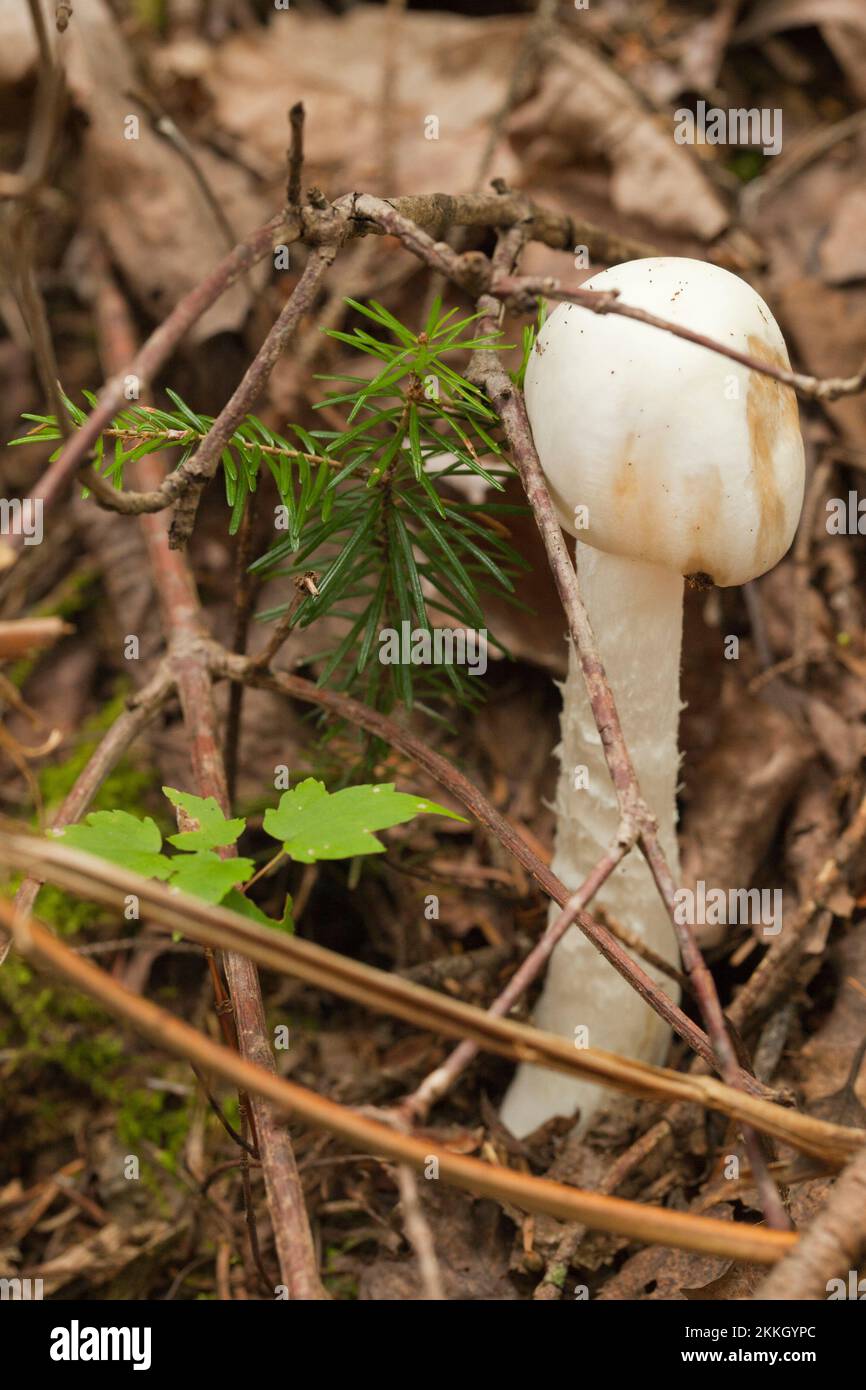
[[524, 257, 805, 587]]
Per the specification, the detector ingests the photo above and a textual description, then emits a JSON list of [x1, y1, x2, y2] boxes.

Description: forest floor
[[1, 0, 866, 1301]]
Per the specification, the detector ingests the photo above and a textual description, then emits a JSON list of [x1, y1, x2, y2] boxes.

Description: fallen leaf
[[35, 0, 270, 340], [820, 188, 866, 285], [679, 682, 811, 947], [508, 38, 729, 240], [597, 1205, 735, 1300], [194, 9, 524, 198], [359, 1189, 518, 1300], [800, 922, 866, 1113], [682, 1260, 765, 1300]]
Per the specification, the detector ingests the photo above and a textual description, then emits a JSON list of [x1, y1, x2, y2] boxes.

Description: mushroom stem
[[501, 543, 683, 1138]]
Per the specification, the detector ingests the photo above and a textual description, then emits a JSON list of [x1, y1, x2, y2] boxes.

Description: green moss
[[3, 959, 138, 1101], [117, 1087, 189, 1173], [133, 0, 167, 33], [39, 686, 157, 819], [0, 952, 192, 1184], [727, 150, 764, 184], [1, 677, 199, 1182], [323, 1247, 360, 1301], [50, 567, 100, 623], [0, 956, 121, 1086], [547, 1262, 567, 1289], [0, 877, 104, 939], [33, 883, 98, 937], [324, 1275, 359, 1300]]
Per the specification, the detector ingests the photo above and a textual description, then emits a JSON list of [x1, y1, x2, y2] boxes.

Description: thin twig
[[0, 207, 297, 561], [490, 272, 866, 403], [93, 263, 323, 1300], [395, 1164, 445, 1300], [249, 571, 319, 671], [10, 184, 860, 564], [7, 832, 859, 1168], [0, 617, 72, 658], [729, 789, 866, 1034], [286, 102, 305, 207], [190, 1062, 257, 1157], [127, 88, 241, 260], [224, 491, 261, 803], [215, 646, 756, 1088], [0, 896, 800, 1266], [402, 837, 627, 1122], [168, 245, 336, 548], [141, 513, 322, 1299], [755, 1141, 866, 1299]]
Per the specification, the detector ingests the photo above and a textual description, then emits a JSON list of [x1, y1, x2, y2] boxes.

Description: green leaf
[[57, 811, 172, 879], [222, 887, 294, 935], [162, 787, 245, 851], [262, 777, 467, 862], [168, 851, 255, 904]]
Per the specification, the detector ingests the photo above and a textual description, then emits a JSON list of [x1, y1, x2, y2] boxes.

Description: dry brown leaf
[[192, 9, 524, 198], [735, 2, 866, 102], [27, 1218, 180, 1296], [596, 1205, 734, 1300], [799, 922, 866, 1118], [679, 682, 812, 947], [359, 1189, 518, 1301], [682, 1259, 765, 1300], [735, 0, 866, 45], [14, 0, 271, 341], [820, 188, 866, 286], [508, 38, 729, 240], [776, 278, 866, 446], [0, 2, 37, 85], [804, 696, 863, 776]]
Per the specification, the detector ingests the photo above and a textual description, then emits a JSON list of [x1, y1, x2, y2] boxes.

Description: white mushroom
[[501, 257, 805, 1139]]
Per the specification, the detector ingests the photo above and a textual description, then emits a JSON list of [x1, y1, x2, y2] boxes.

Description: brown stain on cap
[[610, 430, 723, 579], [608, 430, 670, 568], [746, 335, 799, 570], [612, 431, 638, 501]]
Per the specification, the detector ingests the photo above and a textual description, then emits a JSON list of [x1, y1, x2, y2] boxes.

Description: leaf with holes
[[163, 787, 245, 851]]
